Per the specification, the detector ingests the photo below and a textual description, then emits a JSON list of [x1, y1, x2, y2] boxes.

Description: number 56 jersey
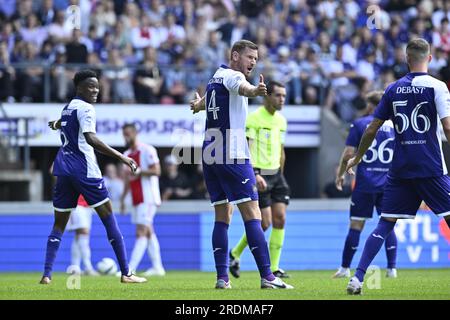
[[373, 72, 450, 179], [346, 115, 394, 193]]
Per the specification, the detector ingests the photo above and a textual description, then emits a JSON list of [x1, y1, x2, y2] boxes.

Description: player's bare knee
[[272, 216, 285, 229], [350, 219, 365, 231]]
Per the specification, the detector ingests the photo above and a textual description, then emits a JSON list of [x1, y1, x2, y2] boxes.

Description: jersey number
[[60, 131, 69, 148], [363, 138, 394, 164], [393, 100, 431, 134], [207, 90, 220, 120]]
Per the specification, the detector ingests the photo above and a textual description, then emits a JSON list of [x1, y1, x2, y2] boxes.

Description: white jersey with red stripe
[[124, 142, 161, 206]]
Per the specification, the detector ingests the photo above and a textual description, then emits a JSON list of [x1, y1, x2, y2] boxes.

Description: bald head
[[406, 38, 430, 66]]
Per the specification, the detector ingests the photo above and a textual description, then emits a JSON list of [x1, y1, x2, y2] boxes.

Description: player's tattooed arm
[[48, 119, 62, 130], [190, 92, 205, 114], [346, 118, 384, 175], [239, 74, 267, 97], [84, 132, 137, 173], [336, 146, 356, 191]]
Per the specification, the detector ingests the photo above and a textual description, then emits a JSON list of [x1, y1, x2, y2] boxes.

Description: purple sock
[[100, 214, 129, 276], [341, 228, 361, 268], [245, 219, 274, 281], [355, 219, 396, 282], [384, 230, 397, 269], [212, 221, 229, 282], [43, 229, 63, 278]]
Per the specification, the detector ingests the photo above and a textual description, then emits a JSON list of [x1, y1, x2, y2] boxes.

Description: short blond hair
[[406, 38, 430, 64]]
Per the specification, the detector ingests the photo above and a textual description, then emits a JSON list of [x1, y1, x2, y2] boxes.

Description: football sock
[[355, 219, 396, 282], [129, 237, 148, 272], [100, 213, 129, 276], [244, 219, 274, 281], [148, 234, 163, 270], [212, 221, 229, 282], [384, 230, 398, 269], [231, 234, 248, 259], [78, 234, 94, 271], [70, 237, 81, 271], [43, 229, 63, 278], [341, 228, 361, 268], [269, 228, 285, 272]]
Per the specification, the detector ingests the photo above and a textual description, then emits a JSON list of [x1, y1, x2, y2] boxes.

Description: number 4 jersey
[[347, 114, 394, 192], [204, 64, 250, 160], [373, 72, 450, 179], [53, 98, 102, 179]]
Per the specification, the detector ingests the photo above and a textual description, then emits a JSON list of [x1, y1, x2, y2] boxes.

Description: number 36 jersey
[[373, 72, 450, 179], [347, 114, 394, 193], [53, 98, 102, 179], [204, 64, 250, 160]]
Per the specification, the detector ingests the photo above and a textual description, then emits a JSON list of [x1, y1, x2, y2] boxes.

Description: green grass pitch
[[0, 269, 448, 300]]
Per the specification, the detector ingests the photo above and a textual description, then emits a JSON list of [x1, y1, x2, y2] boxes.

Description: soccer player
[[67, 195, 99, 276], [120, 123, 165, 276], [345, 38, 450, 295], [229, 81, 291, 279], [333, 91, 398, 279], [190, 40, 293, 289], [41, 69, 146, 284]]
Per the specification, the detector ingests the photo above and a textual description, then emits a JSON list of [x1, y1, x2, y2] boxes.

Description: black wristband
[[254, 168, 261, 175]]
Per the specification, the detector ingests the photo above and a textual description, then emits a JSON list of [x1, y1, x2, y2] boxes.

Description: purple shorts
[[202, 159, 258, 206], [381, 175, 450, 219], [53, 175, 110, 212], [350, 190, 383, 220]]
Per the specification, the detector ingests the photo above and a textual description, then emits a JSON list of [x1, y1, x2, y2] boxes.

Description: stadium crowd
[[0, 0, 450, 122]]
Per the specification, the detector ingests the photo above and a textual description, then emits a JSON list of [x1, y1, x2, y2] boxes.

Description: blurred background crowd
[[1, 0, 450, 123]]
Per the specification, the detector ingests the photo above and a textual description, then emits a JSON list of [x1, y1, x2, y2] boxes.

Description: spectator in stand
[[134, 46, 164, 104], [15, 42, 44, 102], [164, 54, 187, 104], [272, 46, 302, 105], [19, 14, 48, 51], [65, 29, 88, 64], [389, 45, 409, 79], [102, 48, 135, 103], [159, 155, 193, 201], [432, 17, 450, 54], [47, 10, 72, 44], [38, 0, 56, 26], [0, 42, 15, 102]]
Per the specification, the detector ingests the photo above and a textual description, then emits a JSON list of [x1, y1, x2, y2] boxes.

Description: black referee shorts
[[257, 169, 290, 209]]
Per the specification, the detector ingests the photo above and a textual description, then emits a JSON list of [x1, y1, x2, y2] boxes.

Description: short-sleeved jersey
[[203, 64, 249, 160], [246, 106, 287, 170], [373, 72, 450, 178], [124, 142, 161, 206], [346, 114, 395, 192], [53, 98, 102, 179]]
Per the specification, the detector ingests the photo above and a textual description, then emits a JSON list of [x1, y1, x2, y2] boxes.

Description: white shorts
[[67, 206, 93, 231], [132, 203, 157, 226]]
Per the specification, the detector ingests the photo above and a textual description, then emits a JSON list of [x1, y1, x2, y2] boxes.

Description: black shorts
[[257, 169, 290, 209]]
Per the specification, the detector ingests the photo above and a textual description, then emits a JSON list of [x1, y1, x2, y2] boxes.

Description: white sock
[[71, 237, 81, 270], [129, 237, 148, 272], [148, 234, 164, 270], [78, 234, 94, 271]]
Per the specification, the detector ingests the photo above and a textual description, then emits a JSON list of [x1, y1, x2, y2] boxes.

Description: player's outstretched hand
[[335, 175, 345, 191], [256, 74, 267, 96], [190, 92, 203, 114], [48, 120, 59, 130], [346, 156, 361, 175]]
